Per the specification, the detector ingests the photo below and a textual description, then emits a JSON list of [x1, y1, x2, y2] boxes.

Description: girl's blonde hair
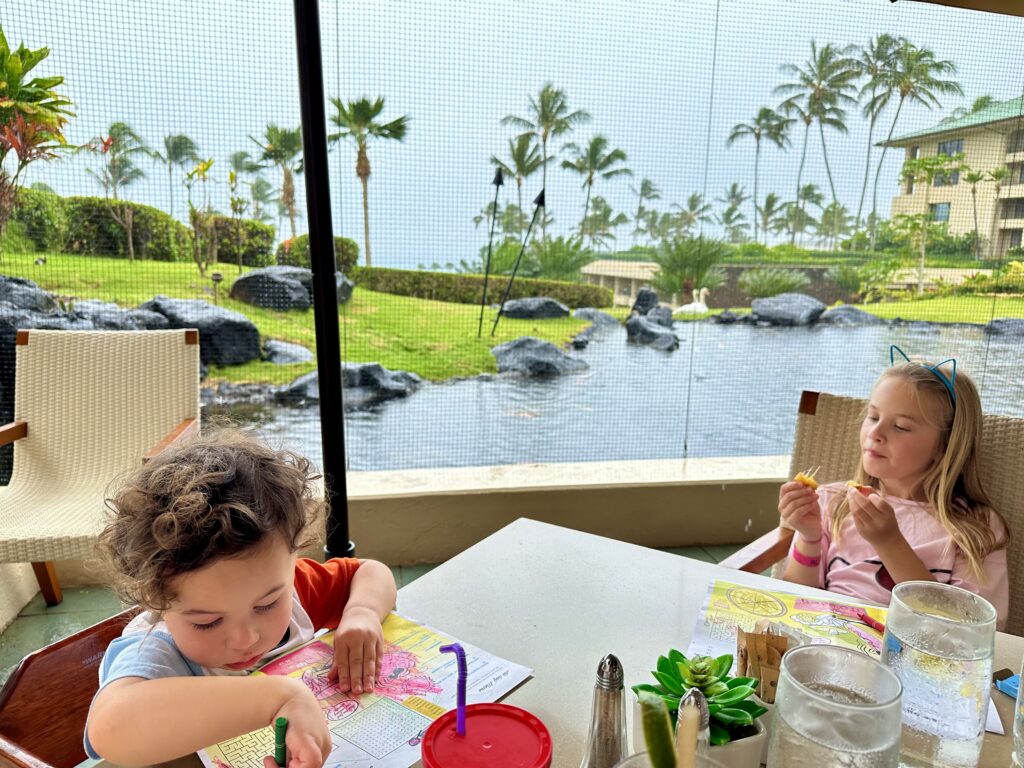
[[829, 362, 1009, 579], [97, 429, 324, 611]]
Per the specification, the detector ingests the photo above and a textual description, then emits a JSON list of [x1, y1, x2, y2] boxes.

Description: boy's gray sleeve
[[84, 631, 202, 759]]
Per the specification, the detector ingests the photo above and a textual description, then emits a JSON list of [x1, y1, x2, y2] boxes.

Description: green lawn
[[835, 295, 1024, 324], [0, 251, 588, 383]]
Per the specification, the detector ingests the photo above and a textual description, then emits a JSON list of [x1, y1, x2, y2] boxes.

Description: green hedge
[[13, 187, 69, 252], [212, 216, 276, 267], [350, 267, 613, 308], [276, 234, 359, 273], [61, 196, 191, 261]]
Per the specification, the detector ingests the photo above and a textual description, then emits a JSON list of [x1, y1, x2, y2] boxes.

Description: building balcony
[[998, 183, 1024, 199], [998, 217, 1024, 229], [1006, 150, 1024, 164]]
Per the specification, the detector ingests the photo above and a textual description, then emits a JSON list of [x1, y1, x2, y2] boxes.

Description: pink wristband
[[791, 547, 821, 568]]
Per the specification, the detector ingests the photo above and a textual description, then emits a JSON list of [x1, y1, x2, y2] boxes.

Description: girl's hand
[[328, 606, 384, 695], [264, 683, 331, 768], [778, 481, 822, 541], [848, 488, 902, 549]]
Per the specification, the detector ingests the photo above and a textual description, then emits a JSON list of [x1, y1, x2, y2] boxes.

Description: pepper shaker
[[580, 653, 628, 768]]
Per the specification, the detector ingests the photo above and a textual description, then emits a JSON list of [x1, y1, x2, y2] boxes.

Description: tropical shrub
[[13, 186, 68, 252], [350, 266, 612, 308], [276, 234, 360, 273], [825, 263, 861, 296], [858, 258, 902, 302], [738, 266, 810, 298], [652, 236, 729, 297], [63, 196, 190, 261], [211, 216, 275, 268], [729, 242, 769, 262], [530, 235, 593, 281], [958, 260, 1024, 294]]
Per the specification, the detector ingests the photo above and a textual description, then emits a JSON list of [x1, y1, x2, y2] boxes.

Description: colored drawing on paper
[[690, 580, 887, 662]]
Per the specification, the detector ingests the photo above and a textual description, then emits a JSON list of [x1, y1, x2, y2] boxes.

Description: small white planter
[[632, 697, 767, 768]]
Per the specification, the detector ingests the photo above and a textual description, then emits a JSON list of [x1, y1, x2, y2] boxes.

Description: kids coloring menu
[[198, 613, 532, 768]]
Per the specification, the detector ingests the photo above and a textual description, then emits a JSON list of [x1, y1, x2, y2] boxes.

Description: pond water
[[234, 321, 1024, 472]]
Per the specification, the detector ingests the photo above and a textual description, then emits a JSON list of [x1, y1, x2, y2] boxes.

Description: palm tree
[[855, 34, 901, 229], [250, 124, 303, 240], [560, 135, 631, 232], [151, 134, 199, 221], [780, 201, 817, 246], [727, 107, 793, 243], [248, 177, 277, 223], [963, 169, 986, 260], [988, 166, 1010, 256], [673, 193, 713, 236], [85, 122, 149, 261], [948, 94, 997, 121], [646, 210, 678, 241], [502, 83, 590, 241], [328, 97, 409, 268], [630, 177, 661, 245], [776, 41, 859, 207], [491, 133, 545, 217], [870, 41, 962, 248], [816, 202, 850, 250], [717, 182, 749, 211], [757, 192, 787, 244], [581, 196, 629, 250]]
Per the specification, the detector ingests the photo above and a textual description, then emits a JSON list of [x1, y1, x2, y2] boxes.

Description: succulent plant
[[632, 649, 768, 746]]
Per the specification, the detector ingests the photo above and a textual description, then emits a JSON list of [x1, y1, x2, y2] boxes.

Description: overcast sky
[[6, 0, 1024, 267]]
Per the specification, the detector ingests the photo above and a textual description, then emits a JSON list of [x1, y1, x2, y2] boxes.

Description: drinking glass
[[765, 644, 903, 768], [613, 752, 728, 768], [1012, 657, 1024, 768], [880, 581, 996, 768]]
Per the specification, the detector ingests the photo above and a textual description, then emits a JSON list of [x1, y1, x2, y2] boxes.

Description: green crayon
[[274, 716, 288, 767]]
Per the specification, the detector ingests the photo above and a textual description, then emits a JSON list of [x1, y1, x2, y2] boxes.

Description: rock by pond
[[491, 336, 588, 377]]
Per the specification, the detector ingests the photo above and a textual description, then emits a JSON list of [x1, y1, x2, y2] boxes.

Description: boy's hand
[[778, 481, 822, 542], [264, 682, 332, 768], [328, 606, 383, 695], [848, 488, 902, 549]]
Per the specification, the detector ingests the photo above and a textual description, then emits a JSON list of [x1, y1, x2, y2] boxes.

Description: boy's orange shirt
[[293, 557, 362, 630]]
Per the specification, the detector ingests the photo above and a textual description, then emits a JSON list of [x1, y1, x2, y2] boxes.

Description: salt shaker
[[580, 653, 628, 768]]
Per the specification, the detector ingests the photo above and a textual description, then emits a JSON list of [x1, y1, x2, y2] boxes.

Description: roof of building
[[580, 259, 659, 279], [885, 95, 1024, 145]]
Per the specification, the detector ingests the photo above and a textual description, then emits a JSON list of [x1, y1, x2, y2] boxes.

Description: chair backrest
[[11, 329, 200, 487], [789, 390, 1024, 636], [0, 607, 140, 768]]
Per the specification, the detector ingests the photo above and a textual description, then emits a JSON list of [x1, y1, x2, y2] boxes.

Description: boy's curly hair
[[97, 429, 323, 611]]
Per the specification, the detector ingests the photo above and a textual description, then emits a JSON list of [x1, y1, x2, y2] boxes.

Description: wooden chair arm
[[142, 418, 199, 464], [0, 734, 50, 768], [718, 526, 795, 574], [0, 422, 27, 448]]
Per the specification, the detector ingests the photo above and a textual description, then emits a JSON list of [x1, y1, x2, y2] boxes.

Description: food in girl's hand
[[846, 480, 873, 496], [794, 469, 820, 490]]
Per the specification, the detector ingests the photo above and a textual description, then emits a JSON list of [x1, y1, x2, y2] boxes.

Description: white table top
[[397, 517, 1024, 768]]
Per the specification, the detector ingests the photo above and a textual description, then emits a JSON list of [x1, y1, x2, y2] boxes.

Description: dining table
[[396, 517, 1024, 767]]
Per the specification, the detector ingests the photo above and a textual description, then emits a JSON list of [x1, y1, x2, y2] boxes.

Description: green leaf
[[713, 707, 754, 726], [709, 721, 731, 746], [667, 648, 687, 667], [713, 654, 734, 678], [652, 670, 685, 696], [708, 685, 755, 706], [657, 655, 679, 681], [704, 681, 729, 697], [632, 683, 667, 696], [676, 661, 697, 688], [725, 676, 757, 689]]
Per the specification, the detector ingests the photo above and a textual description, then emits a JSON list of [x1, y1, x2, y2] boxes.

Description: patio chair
[[0, 329, 200, 606], [0, 606, 140, 768], [719, 390, 1024, 637]]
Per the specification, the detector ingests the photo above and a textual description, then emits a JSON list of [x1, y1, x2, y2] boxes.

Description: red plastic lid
[[421, 702, 553, 768]]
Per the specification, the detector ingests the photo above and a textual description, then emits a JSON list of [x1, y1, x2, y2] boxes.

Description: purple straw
[[440, 643, 467, 736]]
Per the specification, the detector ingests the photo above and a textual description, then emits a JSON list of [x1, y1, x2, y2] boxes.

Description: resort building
[[884, 95, 1024, 257]]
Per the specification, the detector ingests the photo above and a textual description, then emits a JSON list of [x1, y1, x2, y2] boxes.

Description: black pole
[[477, 168, 504, 338], [293, 0, 354, 559], [492, 189, 544, 336]]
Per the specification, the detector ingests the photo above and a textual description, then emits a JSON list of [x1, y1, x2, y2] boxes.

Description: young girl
[[779, 354, 1010, 630], [85, 430, 397, 768]]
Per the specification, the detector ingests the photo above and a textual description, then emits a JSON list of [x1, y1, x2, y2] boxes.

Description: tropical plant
[[869, 40, 962, 249], [183, 157, 217, 276], [247, 177, 277, 223], [947, 94, 997, 121], [727, 107, 792, 242], [777, 41, 859, 206], [673, 193, 714, 237], [530, 234, 593, 280], [151, 133, 199, 221], [645, 210, 678, 242], [739, 266, 811, 298], [778, 201, 817, 246], [328, 96, 409, 268], [84, 122, 149, 261], [717, 204, 749, 244], [251, 123, 304, 240], [560, 134, 630, 232], [858, 257, 902, 302], [826, 262, 862, 295], [580, 196, 628, 250], [491, 133, 545, 218], [900, 152, 965, 291], [757, 192, 787, 243], [816, 201, 851, 250], [988, 166, 1009, 255], [855, 34, 902, 229], [502, 83, 590, 241], [963, 168, 986, 260], [651, 235, 729, 299], [0, 26, 74, 252], [227, 170, 248, 272], [630, 177, 661, 245], [633, 650, 768, 746]]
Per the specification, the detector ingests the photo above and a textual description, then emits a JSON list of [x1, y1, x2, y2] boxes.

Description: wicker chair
[[720, 390, 1024, 637], [0, 329, 200, 605], [0, 606, 140, 768]]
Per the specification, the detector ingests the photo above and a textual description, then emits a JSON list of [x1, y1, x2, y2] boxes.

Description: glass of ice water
[[1013, 657, 1024, 768], [880, 581, 996, 768], [765, 644, 903, 768]]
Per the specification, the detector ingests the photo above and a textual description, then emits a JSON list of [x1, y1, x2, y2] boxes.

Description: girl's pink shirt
[[800, 482, 1009, 631]]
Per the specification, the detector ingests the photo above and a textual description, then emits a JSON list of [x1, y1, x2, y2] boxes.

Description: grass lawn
[[831, 295, 1024, 324], [0, 251, 589, 383]]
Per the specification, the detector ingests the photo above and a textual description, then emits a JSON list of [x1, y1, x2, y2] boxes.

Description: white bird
[[674, 287, 710, 315]]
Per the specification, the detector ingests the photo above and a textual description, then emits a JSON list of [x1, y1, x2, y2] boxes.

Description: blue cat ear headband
[[889, 344, 957, 407]]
